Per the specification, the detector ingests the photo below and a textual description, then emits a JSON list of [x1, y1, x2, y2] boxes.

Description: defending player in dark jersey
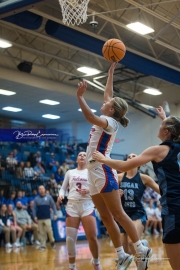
[[118, 154, 159, 256], [93, 106, 180, 270]]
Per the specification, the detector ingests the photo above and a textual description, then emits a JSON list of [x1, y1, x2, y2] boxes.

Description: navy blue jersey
[[119, 172, 146, 216], [152, 140, 180, 215]]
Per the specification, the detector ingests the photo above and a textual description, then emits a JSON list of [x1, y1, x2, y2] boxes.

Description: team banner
[[0, 129, 64, 142]]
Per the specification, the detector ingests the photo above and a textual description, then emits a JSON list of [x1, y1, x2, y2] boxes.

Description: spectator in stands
[[34, 162, 45, 179], [60, 143, 68, 154], [60, 161, 69, 175], [144, 200, 159, 235], [0, 155, 5, 178], [15, 191, 28, 209], [7, 204, 22, 245], [49, 183, 59, 201], [0, 189, 6, 207], [27, 152, 36, 168], [142, 187, 153, 204], [6, 152, 17, 174], [6, 191, 16, 210], [28, 189, 38, 203], [0, 204, 20, 248], [55, 167, 64, 185], [52, 161, 59, 174], [34, 151, 45, 171], [72, 141, 79, 154], [33, 185, 57, 249], [66, 143, 74, 155], [22, 191, 29, 207], [14, 201, 39, 246], [13, 149, 21, 163], [48, 174, 56, 185], [65, 154, 75, 169], [48, 153, 57, 170], [24, 161, 36, 180], [16, 161, 25, 179]]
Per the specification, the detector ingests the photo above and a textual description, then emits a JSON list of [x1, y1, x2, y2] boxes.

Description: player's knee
[[113, 212, 126, 223], [66, 227, 78, 258], [100, 213, 114, 224], [87, 233, 97, 243], [66, 236, 76, 257]]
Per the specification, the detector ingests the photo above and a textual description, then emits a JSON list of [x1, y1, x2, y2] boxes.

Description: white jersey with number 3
[[86, 115, 119, 164], [59, 168, 91, 201]]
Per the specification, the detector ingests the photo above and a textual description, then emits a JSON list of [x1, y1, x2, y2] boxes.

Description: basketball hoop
[[162, 101, 171, 115], [58, 0, 90, 25]]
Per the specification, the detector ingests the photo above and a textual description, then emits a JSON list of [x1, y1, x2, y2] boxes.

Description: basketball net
[[58, 0, 90, 25], [162, 101, 171, 115]]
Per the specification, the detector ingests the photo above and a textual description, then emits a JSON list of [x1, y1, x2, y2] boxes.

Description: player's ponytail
[[120, 116, 129, 127], [112, 97, 130, 127], [165, 116, 180, 142]]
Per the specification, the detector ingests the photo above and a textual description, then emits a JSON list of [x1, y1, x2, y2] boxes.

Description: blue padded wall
[[45, 20, 180, 86]]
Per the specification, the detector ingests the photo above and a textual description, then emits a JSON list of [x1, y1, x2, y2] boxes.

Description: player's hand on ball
[[119, 189, 124, 197], [92, 150, 105, 163], [109, 62, 117, 75], [156, 106, 166, 120], [77, 81, 87, 97], [57, 196, 64, 203]]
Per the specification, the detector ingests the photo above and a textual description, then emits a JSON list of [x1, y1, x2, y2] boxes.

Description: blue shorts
[[118, 212, 147, 233], [162, 214, 180, 244]]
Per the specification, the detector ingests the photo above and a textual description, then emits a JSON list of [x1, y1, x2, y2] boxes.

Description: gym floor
[[0, 236, 171, 270]]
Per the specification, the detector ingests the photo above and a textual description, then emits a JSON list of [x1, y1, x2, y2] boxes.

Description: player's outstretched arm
[[156, 106, 166, 121], [104, 63, 117, 102], [92, 147, 157, 172], [77, 81, 108, 128]]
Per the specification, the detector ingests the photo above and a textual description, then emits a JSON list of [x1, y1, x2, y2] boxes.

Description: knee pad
[[66, 227, 78, 258]]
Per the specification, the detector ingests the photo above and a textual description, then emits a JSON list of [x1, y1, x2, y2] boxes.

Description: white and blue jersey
[[86, 115, 119, 164], [87, 115, 119, 195]]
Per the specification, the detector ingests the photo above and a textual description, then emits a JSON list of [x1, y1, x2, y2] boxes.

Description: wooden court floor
[[0, 236, 171, 270]]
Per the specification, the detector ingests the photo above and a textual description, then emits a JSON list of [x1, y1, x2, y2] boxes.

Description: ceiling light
[[143, 88, 162, 95], [39, 99, 60, 105], [78, 108, 97, 113], [11, 120, 26, 124], [0, 39, 12, 48], [126, 22, 154, 35], [42, 114, 60, 119], [77, 67, 101, 76], [2, 106, 22, 112], [0, 89, 16, 96]]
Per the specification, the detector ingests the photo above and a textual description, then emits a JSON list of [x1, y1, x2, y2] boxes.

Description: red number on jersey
[[76, 183, 82, 191]]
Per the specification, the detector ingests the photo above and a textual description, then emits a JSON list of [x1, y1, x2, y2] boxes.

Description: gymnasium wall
[[48, 103, 178, 156]]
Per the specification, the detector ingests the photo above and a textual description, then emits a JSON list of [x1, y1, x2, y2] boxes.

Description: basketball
[[102, 39, 126, 62]]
